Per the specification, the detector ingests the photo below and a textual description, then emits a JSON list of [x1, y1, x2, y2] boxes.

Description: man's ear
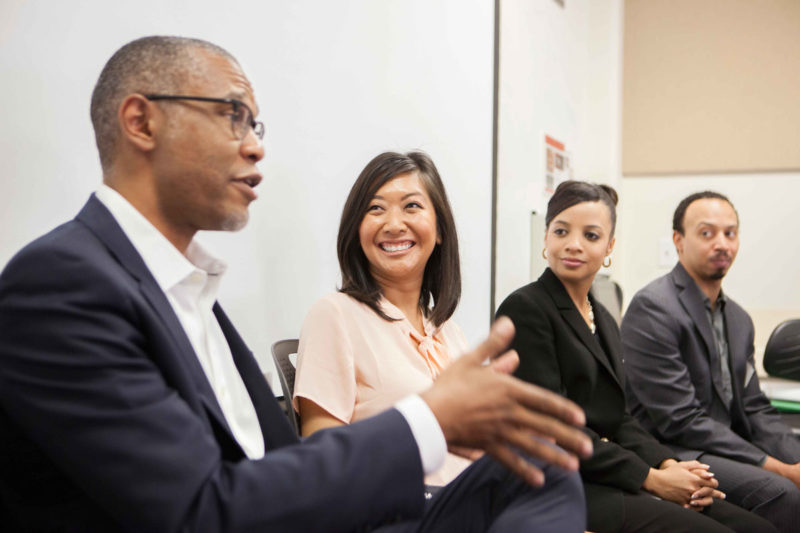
[[118, 94, 157, 153], [672, 229, 683, 256]]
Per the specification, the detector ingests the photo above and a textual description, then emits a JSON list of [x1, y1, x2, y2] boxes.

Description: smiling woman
[[357, 172, 441, 330], [336, 151, 461, 329], [292, 151, 472, 487]]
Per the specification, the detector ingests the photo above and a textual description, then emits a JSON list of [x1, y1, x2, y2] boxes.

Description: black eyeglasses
[[144, 94, 265, 140]]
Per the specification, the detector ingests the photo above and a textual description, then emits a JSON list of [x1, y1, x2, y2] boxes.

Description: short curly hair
[[672, 191, 737, 234]]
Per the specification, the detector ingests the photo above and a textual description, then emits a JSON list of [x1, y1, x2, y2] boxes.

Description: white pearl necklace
[[587, 297, 596, 334]]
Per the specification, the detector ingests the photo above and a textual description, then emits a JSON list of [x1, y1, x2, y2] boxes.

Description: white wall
[[492, 0, 800, 378], [0, 0, 494, 386], [8, 0, 786, 385], [618, 173, 800, 372], [616, 3, 800, 372], [494, 0, 623, 306]]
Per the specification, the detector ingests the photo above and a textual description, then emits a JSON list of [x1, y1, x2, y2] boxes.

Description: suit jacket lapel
[[722, 303, 753, 436], [540, 269, 622, 388], [214, 304, 299, 449], [722, 304, 747, 390], [76, 195, 236, 441], [672, 263, 729, 408]]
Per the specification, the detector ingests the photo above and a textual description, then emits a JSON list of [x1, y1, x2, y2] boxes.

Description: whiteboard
[[0, 0, 494, 387]]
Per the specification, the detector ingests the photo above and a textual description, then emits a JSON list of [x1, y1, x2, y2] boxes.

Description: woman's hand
[[685, 463, 725, 510], [642, 460, 723, 508]]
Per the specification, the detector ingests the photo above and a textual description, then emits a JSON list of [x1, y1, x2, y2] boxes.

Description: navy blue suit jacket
[[0, 196, 424, 532]]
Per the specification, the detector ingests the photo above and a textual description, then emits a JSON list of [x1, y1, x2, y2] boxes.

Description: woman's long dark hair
[[337, 151, 460, 328]]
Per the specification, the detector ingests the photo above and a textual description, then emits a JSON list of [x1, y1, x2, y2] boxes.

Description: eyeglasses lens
[[253, 121, 265, 140], [231, 102, 264, 140]]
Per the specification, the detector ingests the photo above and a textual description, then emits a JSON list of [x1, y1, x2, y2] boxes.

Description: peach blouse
[[293, 292, 471, 486]]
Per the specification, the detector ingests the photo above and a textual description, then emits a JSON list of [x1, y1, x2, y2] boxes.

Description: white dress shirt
[[96, 185, 265, 459], [94, 185, 445, 474]]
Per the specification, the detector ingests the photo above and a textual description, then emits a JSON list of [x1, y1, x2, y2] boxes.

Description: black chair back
[[764, 319, 800, 381], [271, 339, 301, 435]]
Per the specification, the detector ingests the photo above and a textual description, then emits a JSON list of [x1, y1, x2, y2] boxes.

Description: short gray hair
[[90, 36, 236, 173]]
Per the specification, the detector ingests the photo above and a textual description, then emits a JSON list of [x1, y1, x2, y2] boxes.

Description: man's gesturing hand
[[419, 317, 592, 487]]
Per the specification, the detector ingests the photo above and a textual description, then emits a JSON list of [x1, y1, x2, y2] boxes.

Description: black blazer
[[0, 195, 423, 532], [497, 268, 674, 530]]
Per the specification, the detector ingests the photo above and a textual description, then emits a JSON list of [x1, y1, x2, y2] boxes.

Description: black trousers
[[592, 490, 778, 533], [377, 454, 586, 533]]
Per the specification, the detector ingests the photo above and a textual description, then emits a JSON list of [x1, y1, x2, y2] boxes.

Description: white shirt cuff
[[394, 394, 447, 475]]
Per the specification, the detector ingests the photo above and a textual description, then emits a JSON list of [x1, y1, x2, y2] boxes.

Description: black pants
[[599, 490, 778, 533]]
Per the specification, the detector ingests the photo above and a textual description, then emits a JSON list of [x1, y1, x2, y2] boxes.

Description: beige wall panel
[[623, 0, 800, 175]]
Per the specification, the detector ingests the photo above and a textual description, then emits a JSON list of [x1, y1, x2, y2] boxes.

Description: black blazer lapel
[[672, 264, 729, 408], [214, 304, 299, 449], [75, 195, 237, 441], [540, 270, 622, 388]]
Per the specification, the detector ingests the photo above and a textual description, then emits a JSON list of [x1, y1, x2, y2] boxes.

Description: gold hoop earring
[[603, 256, 612, 268], [542, 248, 548, 260]]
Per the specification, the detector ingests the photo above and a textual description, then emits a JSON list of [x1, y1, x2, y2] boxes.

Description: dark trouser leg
[[615, 492, 735, 533], [401, 454, 585, 533], [703, 497, 778, 533], [700, 452, 800, 533], [485, 459, 584, 533]]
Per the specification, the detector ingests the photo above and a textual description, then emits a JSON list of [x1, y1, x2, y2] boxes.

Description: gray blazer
[[620, 263, 800, 465]]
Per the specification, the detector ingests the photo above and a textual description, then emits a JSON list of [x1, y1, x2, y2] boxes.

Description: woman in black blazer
[[497, 181, 774, 533]]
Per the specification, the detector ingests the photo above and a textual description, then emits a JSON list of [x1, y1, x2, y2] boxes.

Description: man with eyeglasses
[[0, 36, 591, 532]]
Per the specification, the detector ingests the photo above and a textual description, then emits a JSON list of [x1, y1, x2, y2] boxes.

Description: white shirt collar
[[94, 184, 226, 293]]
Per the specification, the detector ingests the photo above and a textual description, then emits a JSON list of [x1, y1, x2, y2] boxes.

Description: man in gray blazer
[[620, 191, 800, 533]]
